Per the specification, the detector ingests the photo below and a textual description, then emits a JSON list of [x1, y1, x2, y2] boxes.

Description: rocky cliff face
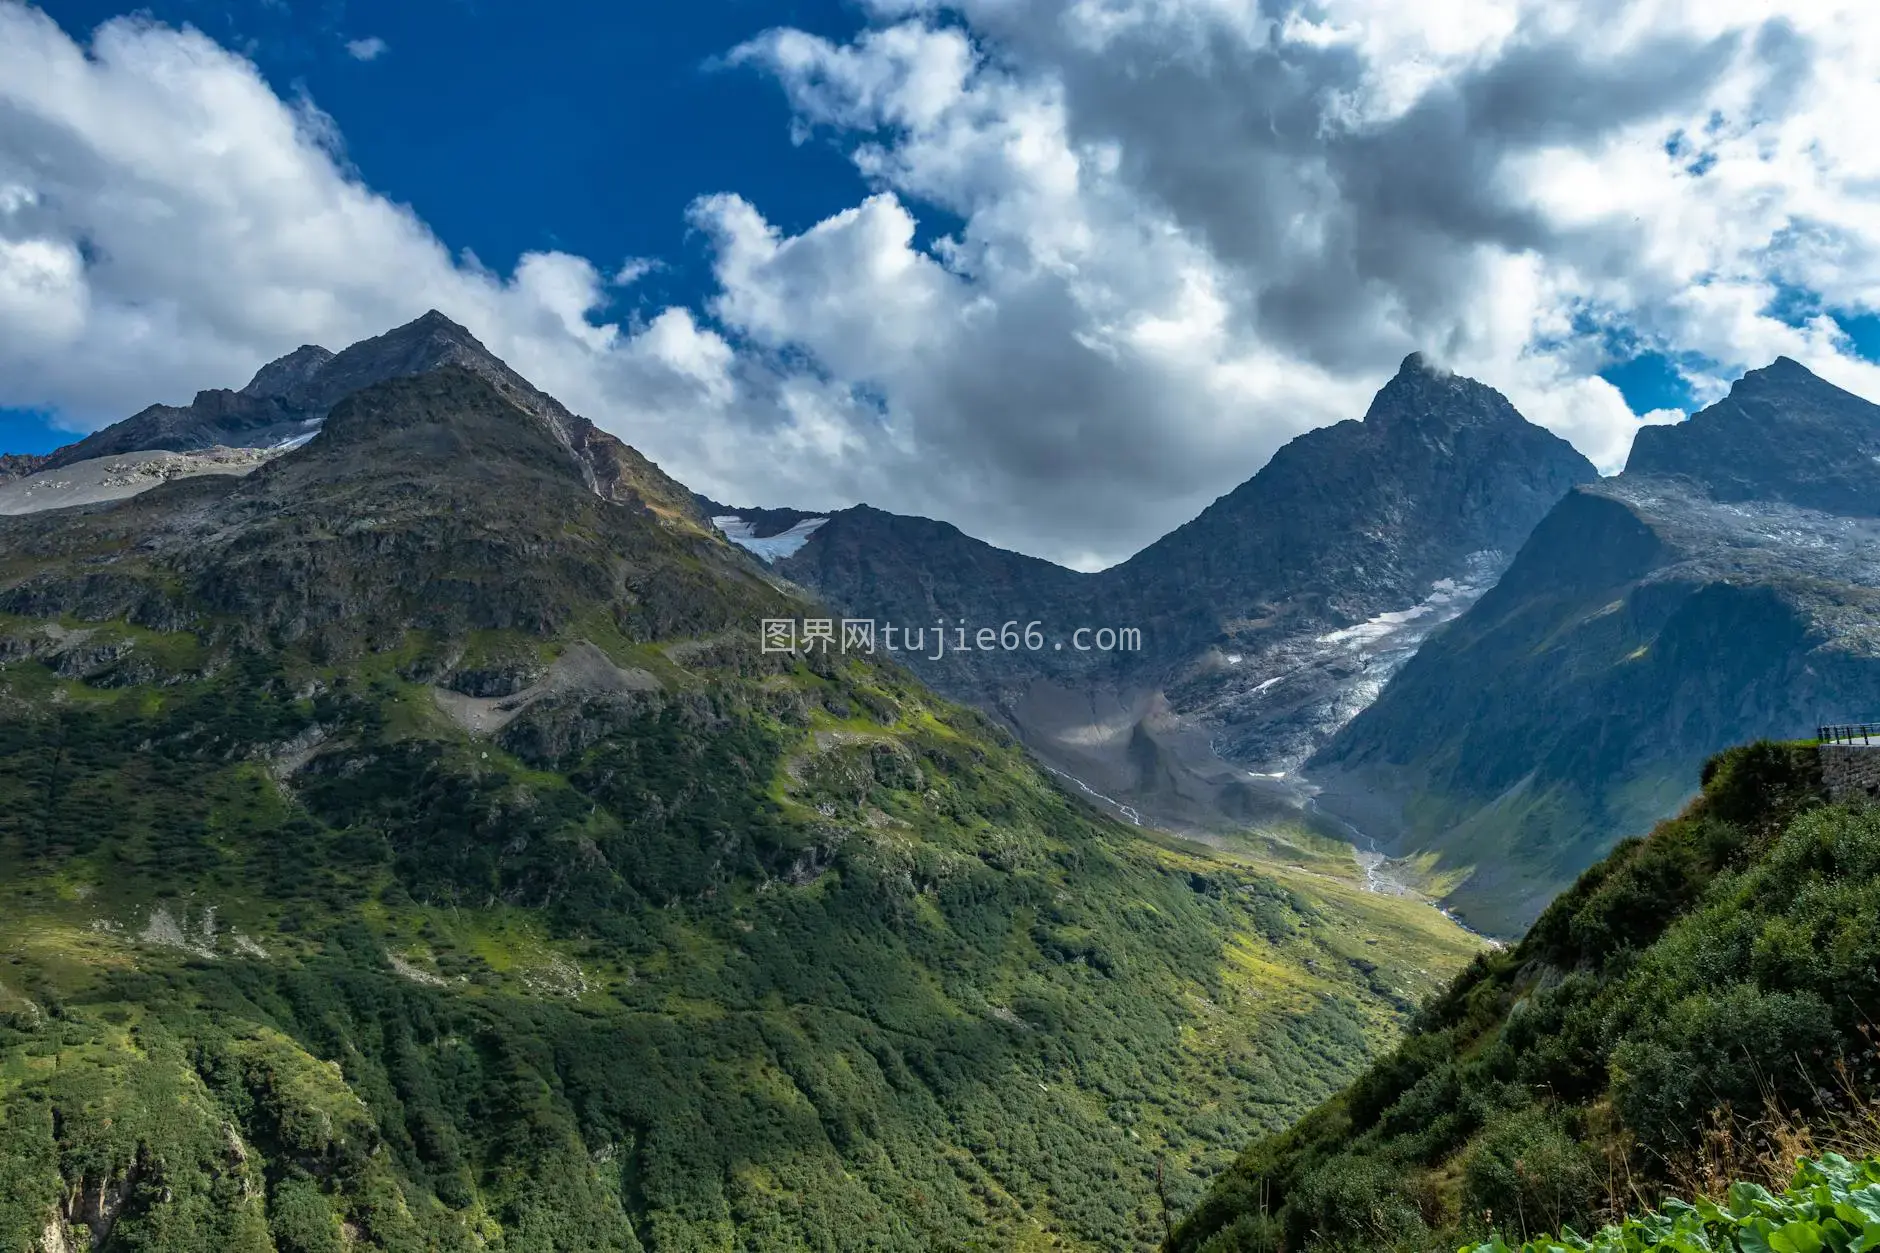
[[1625, 356, 1880, 513], [743, 356, 1595, 832], [2, 364, 764, 656], [0, 452, 49, 482], [1110, 354, 1595, 770], [1311, 360, 1880, 934]]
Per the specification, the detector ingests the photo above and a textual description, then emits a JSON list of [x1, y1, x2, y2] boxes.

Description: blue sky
[[0, 0, 1795, 452], [3, 0, 1878, 565], [43, 0, 873, 281], [6, 0, 877, 452]]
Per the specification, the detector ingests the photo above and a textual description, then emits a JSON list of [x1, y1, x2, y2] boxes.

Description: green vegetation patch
[[1464, 1155, 1880, 1253], [1171, 741, 1880, 1253], [0, 640, 1481, 1251]]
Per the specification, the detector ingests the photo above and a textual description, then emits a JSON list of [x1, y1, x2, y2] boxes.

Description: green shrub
[[1461, 1154, 1880, 1253], [1460, 1108, 1605, 1243]]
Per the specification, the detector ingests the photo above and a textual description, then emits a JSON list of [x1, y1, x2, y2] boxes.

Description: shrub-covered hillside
[[0, 366, 1483, 1251], [1172, 741, 1880, 1253]]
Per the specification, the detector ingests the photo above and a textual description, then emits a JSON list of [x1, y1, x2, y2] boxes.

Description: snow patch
[[712, 514, 829, 561], [1319, 576, 1479, 648]]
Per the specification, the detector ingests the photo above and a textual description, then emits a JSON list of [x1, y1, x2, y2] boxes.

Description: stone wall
[[1821, 744, 1880, 803]]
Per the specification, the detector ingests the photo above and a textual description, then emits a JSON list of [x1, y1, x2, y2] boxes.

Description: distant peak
[[319, 310, 508, 386], [242, 343, 336, 399], [1362, 352, 1516, 437], [383, 308, 482, 347], [1730, 354, 1822, 394], [409, 308, 471, 333]]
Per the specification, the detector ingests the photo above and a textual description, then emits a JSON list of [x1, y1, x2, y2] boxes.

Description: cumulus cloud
[[2, 0, 1879, 567], [344, 36, 387, 62]]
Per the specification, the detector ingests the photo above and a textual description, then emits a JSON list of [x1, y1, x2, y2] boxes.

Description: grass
[[1169, 741, 1880, 1253], [0, 637, 1486, 1251]]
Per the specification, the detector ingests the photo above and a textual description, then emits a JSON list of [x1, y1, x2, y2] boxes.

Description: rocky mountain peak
[[298, 310, 505, 407], [1362, 352, 1526, 438], [1729, 354, 1817, 394], [240, 344, 336, 400], [1624, 355, 1880, 515], [36, 311, 523, 472]]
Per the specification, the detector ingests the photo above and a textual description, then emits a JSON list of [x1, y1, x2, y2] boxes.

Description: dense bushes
[[1461, 1155, 1880, 1253], [1173, 741, 1880, 1253], [0, 643, 1465, 1250]]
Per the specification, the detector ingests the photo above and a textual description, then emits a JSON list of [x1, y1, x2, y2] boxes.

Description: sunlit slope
[[0, 364, 1481, 1251], [1172, 741, 1880, 1253]]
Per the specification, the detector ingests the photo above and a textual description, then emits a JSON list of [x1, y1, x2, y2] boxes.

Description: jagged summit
[[1362, 352, 1527, 438], [257, 310, 513, 420], [241, 343, 336, 400], [39, 310, 514, 472], [1624, 355, 1880, 514], [23, 312, 712, 531], [1733, 354, 1817, 390]]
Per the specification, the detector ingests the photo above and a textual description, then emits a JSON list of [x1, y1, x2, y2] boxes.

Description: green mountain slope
[[1170, 741, 1880, 1253], [0, 360, 1481, 1250]]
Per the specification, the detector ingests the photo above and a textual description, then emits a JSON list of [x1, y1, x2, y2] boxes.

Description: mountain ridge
[[1171, 739, 1880, 1253], [718, 354, 1597, 836], [1307, 356, 1880, 933], [21, 312, 713, 532], [0, 317, 1483, 1251], [1622, 354, 1880, 514]]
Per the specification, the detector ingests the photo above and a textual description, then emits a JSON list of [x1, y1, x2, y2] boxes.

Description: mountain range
[[707, 355, 1880, 935], [0, 313, 1481, 1251], [1306, 357, 1880, 931], [4, 307, 1877, 1249], [713, 356, 1595, 842]]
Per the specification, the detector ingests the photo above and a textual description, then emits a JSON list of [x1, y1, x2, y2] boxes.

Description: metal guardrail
[[1819, 724, 1880, 746]]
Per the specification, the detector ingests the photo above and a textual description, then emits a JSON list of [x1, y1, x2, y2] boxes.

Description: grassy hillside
[[0, 622, 1480, 1251], [1171, 740, 1880, 1253], [0, 367, 1482, 1251]]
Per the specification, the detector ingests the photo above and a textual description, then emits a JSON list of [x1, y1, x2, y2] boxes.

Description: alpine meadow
[[4, 2, 1880, 1251]]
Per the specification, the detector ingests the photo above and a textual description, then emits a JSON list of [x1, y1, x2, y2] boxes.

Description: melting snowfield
[[1185, 549, 1509, 775], [712, 515, 830, 561], [1317, 550, 1504, 657]]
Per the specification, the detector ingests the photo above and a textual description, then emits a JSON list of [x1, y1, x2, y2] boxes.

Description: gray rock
[[1311, 359, 1880, 934]]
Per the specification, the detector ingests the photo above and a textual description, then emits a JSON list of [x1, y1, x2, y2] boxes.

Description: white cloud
[[345, 36, 387, 62], [2, 1, 1880, 566]]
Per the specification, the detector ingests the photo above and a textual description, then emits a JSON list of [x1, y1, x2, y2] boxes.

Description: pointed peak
[[316, 310, 506, 387], [378, 309, 485, 351], [1364, 353, 1519, 436], [241, 343, 336, 399], [1729, 354, 1824, 395], [406, 308, 473, 335]]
